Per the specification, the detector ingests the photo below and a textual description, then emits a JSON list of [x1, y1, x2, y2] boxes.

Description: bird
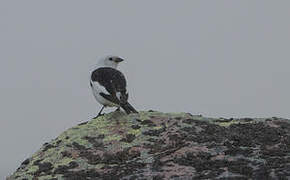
[[90, 55, 138, 118]]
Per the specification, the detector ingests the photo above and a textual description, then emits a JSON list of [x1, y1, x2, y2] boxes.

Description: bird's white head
[[97, 55, 124, 69]]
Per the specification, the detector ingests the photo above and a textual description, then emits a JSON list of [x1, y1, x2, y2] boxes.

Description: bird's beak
[[115, 57, 124, 63]]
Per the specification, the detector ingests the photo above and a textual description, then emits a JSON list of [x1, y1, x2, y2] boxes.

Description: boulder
[[8, 111, 290, 179]]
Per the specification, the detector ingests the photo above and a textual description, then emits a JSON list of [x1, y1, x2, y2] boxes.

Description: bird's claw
[[94, 113, 104, 119]]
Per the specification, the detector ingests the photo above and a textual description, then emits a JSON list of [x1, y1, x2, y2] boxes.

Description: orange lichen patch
[[159, 146, 210, 162], [147, 116, 169, 126], [129, 146, 143, 156], [110, 122, 127, 134], [61, 148, 80, 159], [71, 150, 79, 159]]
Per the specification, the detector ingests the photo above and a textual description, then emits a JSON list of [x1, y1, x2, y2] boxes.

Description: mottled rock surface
[[8, 111, 290, 179]]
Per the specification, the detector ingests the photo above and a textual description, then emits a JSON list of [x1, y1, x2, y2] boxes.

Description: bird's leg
[[94, 106, 105, 118], [115, 107, 121, 112]]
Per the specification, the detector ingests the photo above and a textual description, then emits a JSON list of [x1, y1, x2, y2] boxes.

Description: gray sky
[[1, 0, 290, 178]]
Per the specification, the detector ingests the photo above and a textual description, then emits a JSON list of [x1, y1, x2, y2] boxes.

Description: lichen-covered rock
[[8, 111, 290, 179]]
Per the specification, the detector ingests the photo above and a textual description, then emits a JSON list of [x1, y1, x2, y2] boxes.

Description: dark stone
[[54, 161, 79, 174], [143, 123, 166, 136], [228, 160, 253, 177], [131, 124, 141, 129], [228, 122, 284, 146], [102, 149, 130, 164], [33, 161, 53, 175], [182, 118, 196, 124], [242, 118, 254, 122], [63, 169, 100, 180], [78, 121, 88, 125], [72, 142, 101, 165], [56, 140, 62, 145], [72, 142, 86, 151], [143, 128, 164, 136], [33, 159, 42, 166], [214, 118, 233, 123], [21, 159, 30, 166], [141, 119, 156, 127], [61, 151, 72, 158], [83, 136, 104, 149], [152, 158, 163, 171], [153, 175, 164, 180], [147, 137, 159, 143], [87, 154, 102, 165], [97, 134, 105, 139], [135, 118, 142, 122], [42, 143, 55, 152], [120, 134, 136, 143], [175, 117, 182, 120]]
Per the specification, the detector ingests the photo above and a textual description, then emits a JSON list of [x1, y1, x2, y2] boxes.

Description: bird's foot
[[94, 113, 104, 119]]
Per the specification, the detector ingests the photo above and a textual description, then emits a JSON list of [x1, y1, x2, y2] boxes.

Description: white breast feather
[[91, 81, 117, 107]]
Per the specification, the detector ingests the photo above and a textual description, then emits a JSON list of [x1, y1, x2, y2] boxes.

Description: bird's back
[[91, 67, 127, 95]]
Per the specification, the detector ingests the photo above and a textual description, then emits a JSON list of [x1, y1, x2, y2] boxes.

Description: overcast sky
[[1, 0, 290, 178]]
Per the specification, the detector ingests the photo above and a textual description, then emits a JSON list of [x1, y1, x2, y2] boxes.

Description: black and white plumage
[[90, 55, 138, 117]]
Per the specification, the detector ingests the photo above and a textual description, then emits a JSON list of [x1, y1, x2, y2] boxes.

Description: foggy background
[[1, 0, 290, 178]]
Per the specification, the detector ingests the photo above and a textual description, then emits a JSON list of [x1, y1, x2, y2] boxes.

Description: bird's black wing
[[91, 67, 128, 104]]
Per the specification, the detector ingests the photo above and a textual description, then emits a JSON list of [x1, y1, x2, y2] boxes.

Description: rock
[[8, 111, 290, 179]]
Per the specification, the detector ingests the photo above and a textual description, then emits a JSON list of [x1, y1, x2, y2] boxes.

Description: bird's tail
[[121, 102, 138, 114]]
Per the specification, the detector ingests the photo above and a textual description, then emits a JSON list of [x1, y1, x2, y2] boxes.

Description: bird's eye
[[109, 57, 113, 61]]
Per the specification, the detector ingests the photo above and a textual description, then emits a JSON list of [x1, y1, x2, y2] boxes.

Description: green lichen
[[26, 165, 38, 174], [127, 128, 141, 136], [38, 175, 53, 180], [95, 163, 105, 169], [152, 126, 163, 130], [8, 175, 33, 180], [216, 119, 255, 127], [54, 157, 74, 167], [103, 134, 122, 142]]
